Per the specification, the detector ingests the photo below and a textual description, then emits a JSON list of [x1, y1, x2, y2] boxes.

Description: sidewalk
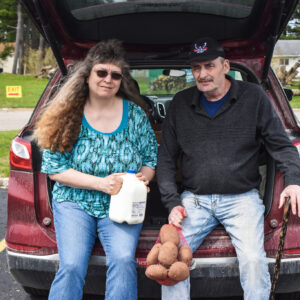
[[0, 178, 8, 189], [294, 108, 300, 116], [0, 108, 34, 131]]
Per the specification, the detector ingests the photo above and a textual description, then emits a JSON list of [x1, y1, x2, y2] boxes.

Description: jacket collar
[[191, 75, 238, 118]]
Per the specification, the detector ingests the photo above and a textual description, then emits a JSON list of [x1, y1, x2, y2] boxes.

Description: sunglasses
[[94, 69, 123, 81]]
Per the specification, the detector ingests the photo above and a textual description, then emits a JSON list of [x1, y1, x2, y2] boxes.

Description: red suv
[[6, 0, 300, 298]]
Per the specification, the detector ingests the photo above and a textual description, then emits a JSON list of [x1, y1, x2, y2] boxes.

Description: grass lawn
[[286, 80, 300, 108], [0, 130, 19, 177], [0, 73, 49, 108], [290, 95, 300, 109], [291, 80, 300, 86]]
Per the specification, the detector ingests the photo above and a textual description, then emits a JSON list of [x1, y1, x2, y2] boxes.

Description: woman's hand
[[99, 173, 124, 195], [136, 172, 150, 192]]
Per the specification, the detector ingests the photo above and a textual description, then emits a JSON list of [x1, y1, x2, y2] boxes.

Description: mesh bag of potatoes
[[145, 224, 192, 286]]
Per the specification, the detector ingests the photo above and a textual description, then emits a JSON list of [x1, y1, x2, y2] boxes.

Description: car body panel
[[6, 0, 300, 298]]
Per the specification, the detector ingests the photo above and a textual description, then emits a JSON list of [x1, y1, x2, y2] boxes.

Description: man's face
[[191, 57, 230, 95]]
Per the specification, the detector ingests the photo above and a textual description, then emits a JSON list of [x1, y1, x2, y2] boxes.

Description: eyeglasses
[[94, 69, 123, 81]]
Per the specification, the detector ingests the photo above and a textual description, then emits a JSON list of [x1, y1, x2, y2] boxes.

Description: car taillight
[[295, 141, 300, 157], [6, 241, 40, 252], [10, 137, 32, 170], [283, 249, 300, 255]]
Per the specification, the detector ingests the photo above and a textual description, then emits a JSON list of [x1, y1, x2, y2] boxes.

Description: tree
[[275, 61, 300, 86], [0, 0, 17, 62], [0, 44, 14, 60], [0, 0, 17, 42], [281, 2, 300, 39], [37, 34, 46, 74], [12, 1, 23, 74], [1, 0, 42, 74]]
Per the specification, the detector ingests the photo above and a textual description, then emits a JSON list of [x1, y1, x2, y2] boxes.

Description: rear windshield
[[66, 0, 256, 21]]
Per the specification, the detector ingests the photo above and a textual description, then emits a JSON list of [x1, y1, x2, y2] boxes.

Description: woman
[[34, 40, 157, 300]]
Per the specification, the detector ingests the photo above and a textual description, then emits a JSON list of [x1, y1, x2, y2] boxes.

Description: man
[[156, 37, 300, 300]]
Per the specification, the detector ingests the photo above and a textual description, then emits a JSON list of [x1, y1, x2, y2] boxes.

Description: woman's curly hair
[[34, 39, 145, 153]]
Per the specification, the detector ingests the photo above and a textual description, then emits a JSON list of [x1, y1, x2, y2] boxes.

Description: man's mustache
[[197, 78, 213, 83]]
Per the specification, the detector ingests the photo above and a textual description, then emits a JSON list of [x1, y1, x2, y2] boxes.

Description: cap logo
[[194, 42, 208, 54]]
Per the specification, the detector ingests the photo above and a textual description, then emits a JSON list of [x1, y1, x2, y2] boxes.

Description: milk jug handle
[[127, 170, 136, 174]]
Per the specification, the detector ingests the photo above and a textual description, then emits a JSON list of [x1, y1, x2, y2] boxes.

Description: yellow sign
[[6, 86, 22, 98]]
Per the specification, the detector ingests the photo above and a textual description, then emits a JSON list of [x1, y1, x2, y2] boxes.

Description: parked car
[[6, 0, 300, 298]]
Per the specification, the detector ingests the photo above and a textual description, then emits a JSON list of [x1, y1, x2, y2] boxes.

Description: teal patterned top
[[41, 99, 157, 218]]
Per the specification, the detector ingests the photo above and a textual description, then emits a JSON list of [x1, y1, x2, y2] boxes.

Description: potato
[[158, 241, 178, 267], [178, 245, 193, 266], [168, 261, 190, 281], [145, 264, 168, 280], [146, 243, 162, 266], [160, 224, 180, 246]]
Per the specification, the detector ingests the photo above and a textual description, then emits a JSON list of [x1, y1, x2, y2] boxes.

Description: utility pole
[[12, 1, 24, 74]]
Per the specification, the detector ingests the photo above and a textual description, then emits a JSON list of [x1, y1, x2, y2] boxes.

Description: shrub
[[24, 47, 57, 77]]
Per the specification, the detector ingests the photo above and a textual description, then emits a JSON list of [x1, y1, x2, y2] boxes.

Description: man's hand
[[168, 206, 187, 229], [279, 185, 300, 217]]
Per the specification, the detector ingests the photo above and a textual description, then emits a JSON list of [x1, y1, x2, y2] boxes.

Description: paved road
[[294, 109, 300, 120], [0, 108, 33, 131]]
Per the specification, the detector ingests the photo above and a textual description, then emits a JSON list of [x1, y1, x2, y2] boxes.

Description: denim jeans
[[162, 189, 271, 300], [49, 200, 142, 300]]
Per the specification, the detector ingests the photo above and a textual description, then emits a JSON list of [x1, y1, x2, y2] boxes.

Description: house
[[271, 40, 300, 78], [0, 43, 15, 73]]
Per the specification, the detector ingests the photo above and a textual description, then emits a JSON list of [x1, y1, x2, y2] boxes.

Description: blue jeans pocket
[[181, 191, 198, 210]]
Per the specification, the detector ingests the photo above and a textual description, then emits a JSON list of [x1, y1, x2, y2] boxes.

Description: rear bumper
[[7, 250, 300, 297], [190, 256, 300, 297]]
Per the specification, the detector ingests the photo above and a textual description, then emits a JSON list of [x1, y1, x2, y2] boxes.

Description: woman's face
[[87, 63, 123, 99]]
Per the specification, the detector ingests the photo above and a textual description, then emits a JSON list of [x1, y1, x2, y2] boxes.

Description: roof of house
[[0, 42, 15, 53], [273, 40, 300, 57]]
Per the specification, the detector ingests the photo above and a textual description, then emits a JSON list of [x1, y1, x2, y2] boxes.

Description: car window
[[131, 69, 194, 96], [66, 0, 256, 20], [131, 68, 244, 97]]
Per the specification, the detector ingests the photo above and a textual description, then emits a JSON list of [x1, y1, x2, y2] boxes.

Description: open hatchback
[[6, 0, 300, 298]]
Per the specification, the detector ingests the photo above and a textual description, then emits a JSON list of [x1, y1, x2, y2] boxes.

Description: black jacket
[[156, 76, 300, 212]]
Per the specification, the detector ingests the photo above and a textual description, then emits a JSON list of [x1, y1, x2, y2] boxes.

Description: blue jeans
[[162, 189, 271, 300], [49, 200, 142, 300]]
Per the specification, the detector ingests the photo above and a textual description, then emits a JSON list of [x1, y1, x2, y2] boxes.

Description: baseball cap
[[188, 37, 225, 63]]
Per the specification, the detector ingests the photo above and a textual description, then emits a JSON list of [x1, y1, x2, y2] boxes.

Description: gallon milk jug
[[109, 170, 147, 224]]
